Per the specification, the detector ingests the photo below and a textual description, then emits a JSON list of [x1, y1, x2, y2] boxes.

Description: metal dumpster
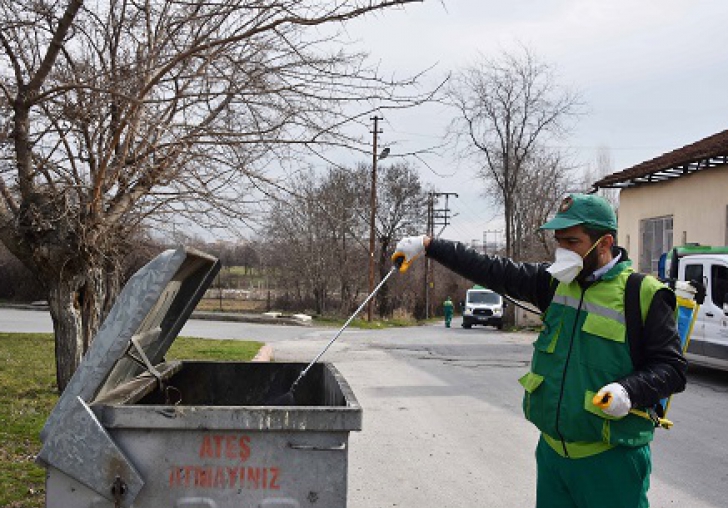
[[37, 247, 362, 508]]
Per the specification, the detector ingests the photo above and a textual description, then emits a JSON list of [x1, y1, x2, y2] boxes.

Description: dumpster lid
[[41, 246, 219, 440], [38, 246, 218, 506]]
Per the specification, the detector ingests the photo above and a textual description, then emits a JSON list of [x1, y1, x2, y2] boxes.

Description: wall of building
[[618, 165, 728, 266]]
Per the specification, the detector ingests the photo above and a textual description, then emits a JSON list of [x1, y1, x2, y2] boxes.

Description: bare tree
[[511, 148, 574, 261], [447, 47, 581, 259], [366, 161, 428, 317], [263, 161, 427, 318], [264, 168, 368, 315], [0, 0, 432, 390], [582, 145, 619, 208], [320, 167, 370, 314], [342, 161, 429, 317]]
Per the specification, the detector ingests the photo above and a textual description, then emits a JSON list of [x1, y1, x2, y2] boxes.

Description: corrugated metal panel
[[594, 130, 728, 189]]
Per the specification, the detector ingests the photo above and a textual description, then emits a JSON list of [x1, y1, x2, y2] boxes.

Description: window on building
[[640, 216, 673, 273]]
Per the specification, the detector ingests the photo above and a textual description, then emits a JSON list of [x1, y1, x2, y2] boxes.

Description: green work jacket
[[518, 260, 661, 458]]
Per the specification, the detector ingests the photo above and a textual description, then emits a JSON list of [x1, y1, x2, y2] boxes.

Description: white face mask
[[547, 235, 607, 283], [547, 248, 584, 284]]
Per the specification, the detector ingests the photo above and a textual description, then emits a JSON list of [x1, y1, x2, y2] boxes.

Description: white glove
[[593, 382, 631, 418], [391, 235, 427, 273]]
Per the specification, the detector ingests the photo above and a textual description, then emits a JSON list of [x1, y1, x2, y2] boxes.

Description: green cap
[[539, 193, 617, 231]]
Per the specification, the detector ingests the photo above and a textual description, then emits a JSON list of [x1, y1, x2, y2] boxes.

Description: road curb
[[184, 311, 313, 327], [252, 345, 274, 362]]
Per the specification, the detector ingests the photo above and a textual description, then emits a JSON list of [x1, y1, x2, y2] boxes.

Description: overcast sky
[[334, 0, 728, 246]]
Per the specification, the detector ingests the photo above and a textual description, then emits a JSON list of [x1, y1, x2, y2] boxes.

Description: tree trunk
[[503, 196, 513, 259], [313, 286, 324, 315], [46, 266, 112, 392], [2, 210, 125, 393]]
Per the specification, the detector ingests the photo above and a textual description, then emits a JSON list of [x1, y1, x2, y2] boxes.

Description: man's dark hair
[[583, 226, 617, 244]]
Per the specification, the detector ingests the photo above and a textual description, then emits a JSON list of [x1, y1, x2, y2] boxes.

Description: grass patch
[[0, 333, 55, 508], [0, 332, 262, 508], [166, 336, 264, 362]]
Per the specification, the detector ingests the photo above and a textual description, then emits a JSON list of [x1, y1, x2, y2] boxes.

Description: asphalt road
[[2, 309, 727, 507], [271, 323, 728, 508]]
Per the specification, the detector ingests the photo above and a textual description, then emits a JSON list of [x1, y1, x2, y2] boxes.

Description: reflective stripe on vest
[[551, 294, 625, 325], [542, 432, 615, 459]]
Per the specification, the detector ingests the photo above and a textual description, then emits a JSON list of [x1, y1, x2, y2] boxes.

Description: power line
[[432, 192, 459, 238]]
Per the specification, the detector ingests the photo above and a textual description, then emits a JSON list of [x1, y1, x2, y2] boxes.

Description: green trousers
[[535, 436, 651, 508], [444, 310, 453, 327]]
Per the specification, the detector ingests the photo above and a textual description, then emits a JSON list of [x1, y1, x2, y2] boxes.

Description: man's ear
[[601, 234, 615, 251]]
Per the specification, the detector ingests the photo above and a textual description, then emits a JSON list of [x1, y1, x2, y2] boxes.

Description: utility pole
[[424, 192, 458, 318], [424, 194, 434, 319], [367, 116, 384, 321]]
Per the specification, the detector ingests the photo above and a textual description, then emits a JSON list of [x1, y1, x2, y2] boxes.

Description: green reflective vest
[[518, 260, 663, 458]]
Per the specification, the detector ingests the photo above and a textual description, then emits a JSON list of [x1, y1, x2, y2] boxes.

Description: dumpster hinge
[[127, 334, 164, 390], [126, 334, 183, 405]]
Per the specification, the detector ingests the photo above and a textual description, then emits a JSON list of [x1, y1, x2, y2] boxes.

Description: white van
[[660, 246, 728, 369], [461, 286, 504, 330]]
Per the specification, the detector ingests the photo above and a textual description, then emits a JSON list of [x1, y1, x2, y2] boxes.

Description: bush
[[0, 245, 45, 301]]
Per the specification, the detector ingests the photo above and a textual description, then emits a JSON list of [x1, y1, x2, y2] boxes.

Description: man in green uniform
[[443, 296, 454, 327], [392, 193, 687, 508]]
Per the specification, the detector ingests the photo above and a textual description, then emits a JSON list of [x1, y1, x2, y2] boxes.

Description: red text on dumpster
[[168, 465, 280, 489], [198, 434, 251, 461], [168, 433, 281, 490]]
